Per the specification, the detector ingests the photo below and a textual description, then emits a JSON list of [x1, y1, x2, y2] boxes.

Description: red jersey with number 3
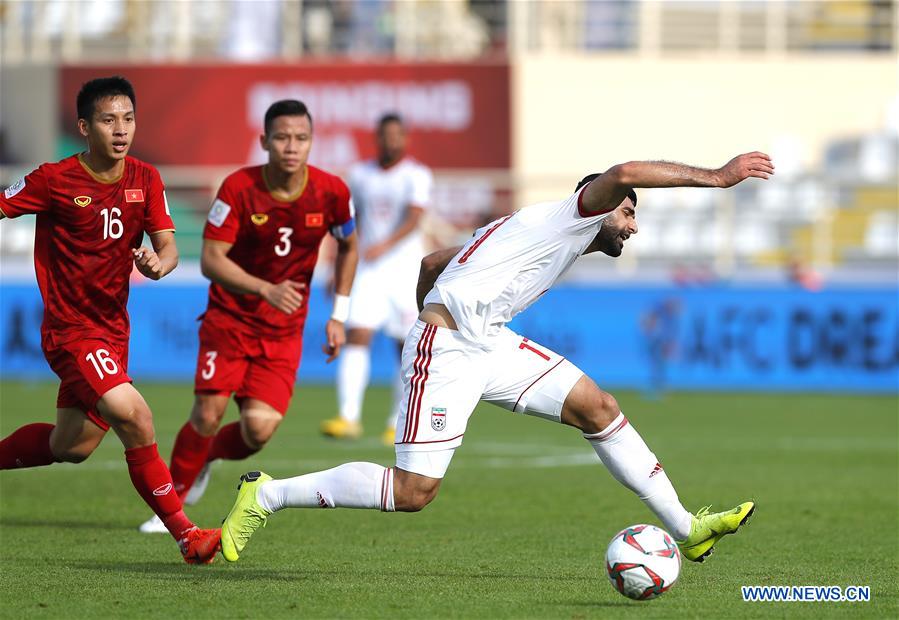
[[202, 165, 353, 338], [0, 154, 175, 349]]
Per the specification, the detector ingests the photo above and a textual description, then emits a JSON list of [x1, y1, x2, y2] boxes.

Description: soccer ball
[[605, 524, 681, 600]]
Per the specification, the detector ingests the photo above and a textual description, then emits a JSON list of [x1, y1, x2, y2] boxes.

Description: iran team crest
[[431, 407, 447, 431]]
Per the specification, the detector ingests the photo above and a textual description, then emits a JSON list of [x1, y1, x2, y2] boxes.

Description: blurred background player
[[320, 113, 433, 444], [139, 99, 357, 533], [219, 151, 773, 564], [0, 77, 220, 564]]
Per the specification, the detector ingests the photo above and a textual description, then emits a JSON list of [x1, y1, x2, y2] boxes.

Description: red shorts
[[194, 316, 303, 415], [44, 338, 132, 432]]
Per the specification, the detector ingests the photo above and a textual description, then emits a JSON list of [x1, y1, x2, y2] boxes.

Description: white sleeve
[[408, 164, 433, 210]]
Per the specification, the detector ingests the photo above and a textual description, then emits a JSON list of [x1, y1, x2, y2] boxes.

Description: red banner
[[60, 63, 510, 171]]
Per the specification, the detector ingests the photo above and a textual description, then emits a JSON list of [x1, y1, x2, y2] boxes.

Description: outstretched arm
[[581, 152, 774, 215], [416, 245, 462, 311]]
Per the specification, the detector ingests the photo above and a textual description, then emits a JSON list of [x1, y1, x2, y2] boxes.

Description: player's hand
[[716, 152, 774, 187], [261, 280, 305, 314], [364, 242, 391, 262], [132, 246, 164, 280], [322, 318, 345, 363]]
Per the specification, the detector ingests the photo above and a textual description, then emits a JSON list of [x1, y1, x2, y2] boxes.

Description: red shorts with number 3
[[193, 316, 303, 415], [44, 338, 132, 432]]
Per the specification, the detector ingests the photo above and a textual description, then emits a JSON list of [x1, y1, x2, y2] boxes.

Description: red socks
[[207, 422, 258, 462], [169, 422, 258, 499], [0, 423, 58, 469], [125, 443, 194, 539], [169, 422, 214, 498]]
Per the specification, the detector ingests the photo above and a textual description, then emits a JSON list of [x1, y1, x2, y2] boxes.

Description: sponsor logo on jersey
[[152, 482, 173, 496], [73, 195, 92, 207], [306, 212, 324, 227], [125, 188, 144, 202], [4, 178, 25, 199], [251, 213, 269, 225], [431, 407, 447, 431], [207, 199, 231, 227]]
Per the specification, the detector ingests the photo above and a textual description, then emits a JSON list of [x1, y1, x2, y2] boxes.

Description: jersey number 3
[[201, 351, 218, 380], [275, 227, 293, 256]]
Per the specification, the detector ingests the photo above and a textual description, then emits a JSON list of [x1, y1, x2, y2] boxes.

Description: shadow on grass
[[0, 517, 131, 531], [65, 560, 607, 590], [68, 560, 310, 582]]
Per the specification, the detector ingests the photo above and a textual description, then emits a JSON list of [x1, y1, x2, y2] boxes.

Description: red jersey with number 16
[[202, 165, 353, 339], [0, 154, 175, 349]]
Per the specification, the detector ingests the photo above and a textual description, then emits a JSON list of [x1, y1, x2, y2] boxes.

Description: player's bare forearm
[[333, 232, 358, 296], [201, 239, 270, 296], [417, 245, 462, 311], [582, 152, 774, 214], [149, 231, 179, 278]]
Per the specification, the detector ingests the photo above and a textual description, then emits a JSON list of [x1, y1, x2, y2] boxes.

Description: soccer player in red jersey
[[0, 76, 221, 564], [139, 99, 358, 532]]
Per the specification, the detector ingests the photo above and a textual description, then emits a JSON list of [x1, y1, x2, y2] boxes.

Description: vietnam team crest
[[430, 407, 447, 431], [251, 213, 269, 225], [73, 195, 92, 207]]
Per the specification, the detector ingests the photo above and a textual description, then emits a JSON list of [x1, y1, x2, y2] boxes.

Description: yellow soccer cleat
[[677, 501, 755, 563], [381, 426, 396, 446], [319, 417, 362, 440], [221, 471, 272, 562]]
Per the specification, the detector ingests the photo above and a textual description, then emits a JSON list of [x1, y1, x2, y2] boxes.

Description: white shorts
[[394, 320, 584, 479], [346, 256, 420, 340]]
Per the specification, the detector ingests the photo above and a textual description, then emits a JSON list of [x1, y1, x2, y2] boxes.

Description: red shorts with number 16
[[44, 338, 132, 432], [193, 315, 303, 415]]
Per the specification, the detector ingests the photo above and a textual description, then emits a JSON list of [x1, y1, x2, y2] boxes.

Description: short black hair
[[264, 100, 313, 136], [575, 173, 637, 207], [377, 112, 403, 131], [76, 76, 136, 121]]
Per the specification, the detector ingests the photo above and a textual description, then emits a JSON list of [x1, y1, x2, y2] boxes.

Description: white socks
[[337, 345, 370, 423], [585, 413, 692, 540], [256, 462, 395, 513]]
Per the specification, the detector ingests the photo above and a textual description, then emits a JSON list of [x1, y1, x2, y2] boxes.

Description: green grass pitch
[[1, 381, 896, 618]]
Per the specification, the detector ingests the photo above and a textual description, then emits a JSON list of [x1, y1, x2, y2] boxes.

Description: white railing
[[1, 0, 895, 64]]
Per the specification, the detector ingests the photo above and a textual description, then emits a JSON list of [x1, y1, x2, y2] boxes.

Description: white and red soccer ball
[[605, 524, 681, 600]]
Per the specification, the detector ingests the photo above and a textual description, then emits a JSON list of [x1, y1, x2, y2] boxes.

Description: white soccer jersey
[[423, 188, 611, 345], [348, 157, 433, 259]]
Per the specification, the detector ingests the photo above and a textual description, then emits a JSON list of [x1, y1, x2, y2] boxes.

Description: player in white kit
[[221, 151, 774, 564], [321, 113, 433, 444]]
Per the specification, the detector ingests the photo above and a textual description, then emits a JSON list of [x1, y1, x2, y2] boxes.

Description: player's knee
[[397, 488, 438, 512], [597, 389, 620, 418], [191, 397, 227, 435], [243, 420, 279, 449], [50, 441, 94, 464], [394, 477, 441, 512], [575, 388, 620, 434], [105, 402, 154, 438]]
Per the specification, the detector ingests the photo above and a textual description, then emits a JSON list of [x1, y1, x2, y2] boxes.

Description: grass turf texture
[[0, 381, 896, 619]]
